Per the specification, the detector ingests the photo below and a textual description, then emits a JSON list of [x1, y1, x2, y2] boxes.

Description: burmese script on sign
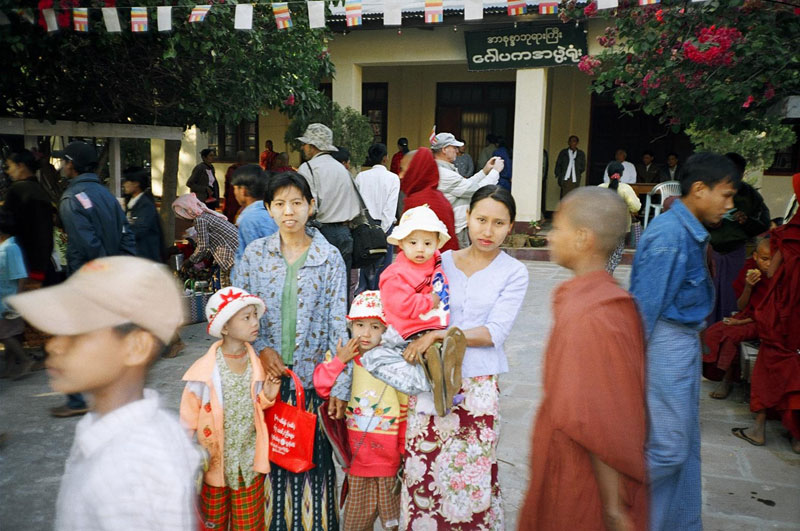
[[270, 415, 297, 455], [465, 23, 587, 71]]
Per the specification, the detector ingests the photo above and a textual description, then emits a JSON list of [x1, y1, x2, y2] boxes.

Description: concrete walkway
[[1, 262, 798, 529]]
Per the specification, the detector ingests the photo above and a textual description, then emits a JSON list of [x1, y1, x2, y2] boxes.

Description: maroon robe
[[751, 215, 800, 439], [519, 271, 648, 530]]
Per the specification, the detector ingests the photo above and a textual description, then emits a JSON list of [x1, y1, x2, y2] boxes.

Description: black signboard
[[465, 23, 587, 71]]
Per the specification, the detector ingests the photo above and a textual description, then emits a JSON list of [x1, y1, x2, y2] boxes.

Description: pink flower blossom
[[584, 1, 598, 17], [742, 95, 755, 108], [578, 55, 602, 76], [454, 452, 469, 468], [764, 83, 776, 100], [283, 93, 296, 106]]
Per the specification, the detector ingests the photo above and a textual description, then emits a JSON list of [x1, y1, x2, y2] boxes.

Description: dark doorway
[[587, 93, 693, 185], [436, 82, 515, 162], [362, 83, 389, 146]]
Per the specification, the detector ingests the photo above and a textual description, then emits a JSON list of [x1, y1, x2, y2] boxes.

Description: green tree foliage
[[285, 101, 374, 169], [1, 0, 334, 129], [566, 0, 798, 152]]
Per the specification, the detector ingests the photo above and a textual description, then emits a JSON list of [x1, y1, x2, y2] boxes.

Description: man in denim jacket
[[630, 153, 740, 531]]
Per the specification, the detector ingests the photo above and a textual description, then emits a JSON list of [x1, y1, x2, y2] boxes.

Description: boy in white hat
[[6, 256, 201, 530], [313, 290, 407, 531], [179, 287, 281, 530], [362, 205, 466, 417]]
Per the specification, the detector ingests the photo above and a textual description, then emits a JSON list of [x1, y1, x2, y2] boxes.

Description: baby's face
[[399, 230, 438, 264]]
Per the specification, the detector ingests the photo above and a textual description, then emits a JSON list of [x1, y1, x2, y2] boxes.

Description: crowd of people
[[1, 125, 798, 531]]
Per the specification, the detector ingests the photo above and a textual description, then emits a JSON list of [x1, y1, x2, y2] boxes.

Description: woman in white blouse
[[599, 161, 642, 273], [400, 185, 529, 529]]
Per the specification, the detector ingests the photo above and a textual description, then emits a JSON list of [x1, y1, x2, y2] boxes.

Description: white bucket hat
[[205, 287, 266, 338], [387, 205, 451, 249], [296, 123, 337, 152], [347, 290, 386, 325]]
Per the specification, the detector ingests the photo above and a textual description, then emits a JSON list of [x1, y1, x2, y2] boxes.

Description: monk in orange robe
[[520, 188, 648, 531], [733, 172, 800, 453], [703, 237, 772, 399]]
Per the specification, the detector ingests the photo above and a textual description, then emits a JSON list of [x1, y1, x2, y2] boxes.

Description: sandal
[[419, 344, 446, 417], [732, 427, 765, 447], [441, 328, 467, 415]]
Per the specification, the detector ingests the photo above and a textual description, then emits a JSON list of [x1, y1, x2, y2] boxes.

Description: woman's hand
[[259, 347, 287, 379], [336, 337, 360, 364], [402, 331, 442, 364]]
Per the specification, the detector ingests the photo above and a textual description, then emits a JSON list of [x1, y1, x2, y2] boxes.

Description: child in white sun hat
[[179, 286, 280, 530], [359, 205, 467, 417], [313, 290, 407, 531]]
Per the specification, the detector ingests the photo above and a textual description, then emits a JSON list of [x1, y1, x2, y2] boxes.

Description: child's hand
[[430, 291, 441, 308], [745, 269, 761, 286], [336, 337, 360, 364]]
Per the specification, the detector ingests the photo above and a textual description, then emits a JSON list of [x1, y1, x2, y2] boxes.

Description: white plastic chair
[[643, 181, 681, 229]]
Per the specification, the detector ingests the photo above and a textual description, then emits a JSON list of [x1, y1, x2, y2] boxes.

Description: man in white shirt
[[432, 132, 503, 248], [296, 123, 361, 274], [354, 143, 400, 292], [604, 148, 637, 184]]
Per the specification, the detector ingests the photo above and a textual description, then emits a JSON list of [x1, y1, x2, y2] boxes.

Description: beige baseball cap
[[6, 256, 184, 344]]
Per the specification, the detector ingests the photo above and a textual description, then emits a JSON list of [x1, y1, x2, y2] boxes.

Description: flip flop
[[732, 427, 765, 447], [423, 344, 446, 417], [441, 327, 467, 415]]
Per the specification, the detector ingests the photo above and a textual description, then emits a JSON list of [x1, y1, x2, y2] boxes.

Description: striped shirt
[[55, 389, 202, 531]]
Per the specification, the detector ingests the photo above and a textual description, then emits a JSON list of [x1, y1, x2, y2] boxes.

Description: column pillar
[[512, 68, 548, 222], [108, 137, 121, 197], [332, 62, 363, 112]]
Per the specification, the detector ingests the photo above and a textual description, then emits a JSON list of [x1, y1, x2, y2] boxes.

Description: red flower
[[655, 9, 664, 23], [742, 95, 755, 108], [202, 426, 212, 438], [204, 402, 212, 412], [578, 55, 602, 76], [283, 94, 296, 106], [584, 1, 598, 17]]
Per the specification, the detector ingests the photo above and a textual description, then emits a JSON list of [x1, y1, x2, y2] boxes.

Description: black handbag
[[346, 174, 388, 269]]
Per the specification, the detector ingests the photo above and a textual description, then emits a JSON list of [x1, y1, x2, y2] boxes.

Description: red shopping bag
[[265, 369, 317, 473]]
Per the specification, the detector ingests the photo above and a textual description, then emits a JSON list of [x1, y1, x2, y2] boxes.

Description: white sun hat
[[387, 205, 451, 249], [347, 290, 386, 325], [205, 287, 266, 338]]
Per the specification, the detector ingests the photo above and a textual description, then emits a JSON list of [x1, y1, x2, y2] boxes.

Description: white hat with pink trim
[[205, 287, 266, 338], [346, 290, 386, 326]]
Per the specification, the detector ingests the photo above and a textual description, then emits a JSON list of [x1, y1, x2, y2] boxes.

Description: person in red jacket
[[398, 148, 458, 252]]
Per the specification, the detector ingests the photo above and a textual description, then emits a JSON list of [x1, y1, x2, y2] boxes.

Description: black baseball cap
[[52, 141, 99, 170]]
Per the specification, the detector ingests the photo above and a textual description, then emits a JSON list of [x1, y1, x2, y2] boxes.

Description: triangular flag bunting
[[157, 6, 172, 31], [102, 7, 121, 32], [234, 4, 253, 30], [131, 7, 148, 32], [73, 7, 89, 31], [345, 0, 362, 27], [424, 0, 443, 23], [429, 125, 437, 145], [307, 1, 325, 29], [464, 0, 483, 20], [639, 0, 660, 4], [189, 5, 211, 23], [538, 2, 558, 14], [597, 0, 618, 9], [42, 8, 58, 32], [507, 0, 527, 16], [384, 0, 401, 25], [273, 3, 292, 29]]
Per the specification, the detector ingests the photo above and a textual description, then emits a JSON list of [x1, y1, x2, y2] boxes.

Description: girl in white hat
[[179, 287, 280, 530]]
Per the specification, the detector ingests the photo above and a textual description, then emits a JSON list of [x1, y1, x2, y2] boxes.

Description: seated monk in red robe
[[519, 188, 648, 531], [733, 172, 800, 454], [703, 237, 772, 399]]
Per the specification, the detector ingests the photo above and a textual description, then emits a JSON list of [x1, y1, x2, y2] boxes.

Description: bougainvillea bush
[[562, 0, 799, 158]]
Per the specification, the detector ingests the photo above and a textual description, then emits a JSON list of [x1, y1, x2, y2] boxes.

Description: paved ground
[[1, 262, 798, 530]]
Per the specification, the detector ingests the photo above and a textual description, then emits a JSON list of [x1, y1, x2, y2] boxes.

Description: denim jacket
[[231, 227, 350, 400], [630, 199, 714, 339]]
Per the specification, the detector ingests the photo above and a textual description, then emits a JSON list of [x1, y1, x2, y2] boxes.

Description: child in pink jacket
[[180, 287, 281, 531], [314, 291, 407, 531]]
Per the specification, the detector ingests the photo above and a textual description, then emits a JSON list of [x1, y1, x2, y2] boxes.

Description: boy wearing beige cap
[[6, 256, 202, 531]]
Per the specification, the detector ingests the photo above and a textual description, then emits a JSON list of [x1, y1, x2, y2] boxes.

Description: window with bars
[[207, 120, 259, 162]]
